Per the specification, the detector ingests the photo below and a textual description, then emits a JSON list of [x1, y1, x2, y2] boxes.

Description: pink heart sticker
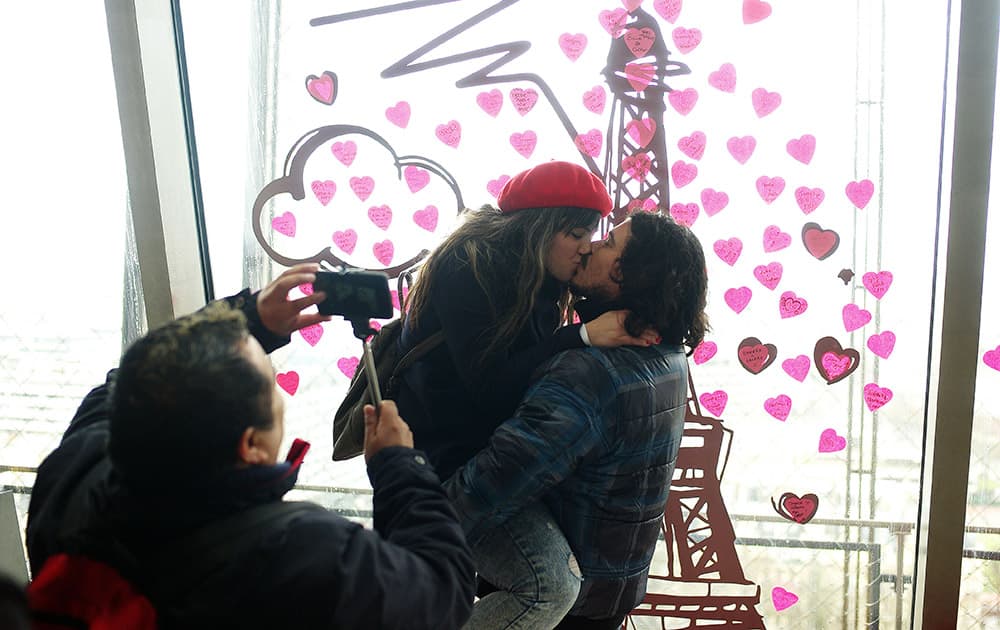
[[693, 340, 717, 365], [276, 371, 300, 395], [771, 586, 798, 611], [574, 129, 603, 157], [559, 33, 588, 61], [624, 27, 657, 57], [373, 240, 395, 266], [862, 271, 893, 299], [583, 86, 607, 114], [653, 0, 682, 23], [598, 8, 629, 37], [271, 212, 296, 237], [727, 135, 756, 164], [842, 304, 872, 332], [299, 282, 314, 296], [677, 130, 705, 160], [305, 71, 337, 105], [863, 383, 893, 411], [744, 0, 773, 24], [622, 152, 652, 180], [846, 179, 875, 209], [782, 355, 810, 382], [763, 225, 791, 252], [983, 346, 1000, 371], [671, 27, 701, 53], [821, 352, 851, 380], [332, 229, 357, 254], [669, 202, 699, 226], [404, 165, 430, 193], [802, 223, 840, 260], [867, 331, 896, 359], [713, 237, 743, 266], [385, 101, 411, 128], [349, 176, 375, 201], [627, 117, 658, 148], [786, 134, 816, 164], [510, 131, 537, 158], [764, 394, 792, 421], [818, 428, 846, 453], [331, 140, 357, 166], [701, 188, 729, 216], [625, 63, 657, 92], [476, 89, 503, 117], [671, 160, 698, 188], [627, 199, 658, 213], [621, 0, 643, 12], [779, 291, 808, 318], [752, 88, 782, 117], [413, 205, 439, 232], [300, 324, 324, 347], [436, 120, 462, 148], [668, 88, 699, 115], [708, 63, 736, 93], [390, 288, 410, 311], [725, 286, 752, 313], [510, 87, 539, 116], [700, 390, 728, 417], [311, 180, 337, 206], [756, 176, 785, 203], [337, 357, 359, 379], [753, 262, 783, 290], [368, 204, 393, 230], [487, 175, 511, 198], [794, 186, 825, 214]]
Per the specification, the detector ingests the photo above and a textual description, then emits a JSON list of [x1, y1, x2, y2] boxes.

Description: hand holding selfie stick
[[351, 319, 383, 418]]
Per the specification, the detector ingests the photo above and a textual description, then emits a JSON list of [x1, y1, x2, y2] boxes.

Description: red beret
[[497, 161, 612, 217]]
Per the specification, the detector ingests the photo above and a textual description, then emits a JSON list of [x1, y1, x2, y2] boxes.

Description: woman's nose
[[579, 240, 594, 255]]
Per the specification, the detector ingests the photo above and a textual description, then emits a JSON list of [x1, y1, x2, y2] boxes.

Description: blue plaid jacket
[[445, 342, 688, 619]]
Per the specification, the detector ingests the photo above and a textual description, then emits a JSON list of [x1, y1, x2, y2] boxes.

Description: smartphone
[[312, 269, 394, 321]]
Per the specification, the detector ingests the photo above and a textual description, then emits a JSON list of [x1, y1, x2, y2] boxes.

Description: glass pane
[[182, 1, 953, 625]]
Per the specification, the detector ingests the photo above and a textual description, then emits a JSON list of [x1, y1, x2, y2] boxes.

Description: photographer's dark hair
[[618, 212, 709, 353], [109, 302, 274, 487]]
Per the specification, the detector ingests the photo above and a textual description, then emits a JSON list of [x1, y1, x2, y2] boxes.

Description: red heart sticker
[[737, 337, 778, 374], [813, 336, 860, 384], [772, 492, 818, 524], [802, 222, 840, 260]]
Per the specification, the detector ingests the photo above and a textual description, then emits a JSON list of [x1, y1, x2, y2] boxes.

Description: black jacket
[[26, 292, 476, 629]]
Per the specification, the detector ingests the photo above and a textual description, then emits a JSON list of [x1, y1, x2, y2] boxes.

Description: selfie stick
[[351, 320, 382, 412]]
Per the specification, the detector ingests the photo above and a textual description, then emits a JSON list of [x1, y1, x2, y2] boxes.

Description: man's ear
[[610, 258, 624, 285], [237, 426, 269, 465]]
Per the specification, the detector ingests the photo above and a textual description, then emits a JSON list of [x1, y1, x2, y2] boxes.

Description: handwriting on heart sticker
[[623, 152, 652, 180], [794, 186, 825, 214], [276, 371, 300, 395], [487, 175, 511, 198], [331, 140, 357, 166], [305, 71, 337, 105], [700, 390, 728, 417], [349, 176, 375, 201], [628, 198, 658, 213], [867, 331, 896, 359], [385, 101, 410, 128], [373, 240, 395, 266], [756, 176, 785, 203], [627, 117, 658, 148], [476, 89, 503, 117], [677, 131, 705, 159], [846, 179, 875, 209], [574, 129, 603, 157], [413, 205, 438, 232], [707, 62, 736, 92], [764, 394, 792, 421], [510, 87, 539, 116], [813, 337, 860, 384], [510, 131, 537, 158], [713, 237, 743, 266], [725, 287, 752, 314], [753, 262, 782, 290], [559, 33, 588, 61], [763, 225, 791, 252], [311, 180, 336, 206], [744, 0, 773, 24], [299, 282, 314, 297], [300, 323, 324, 347], [782, 355, 810, 382], [802, 222, 840, 260], [779, 291, 808, 319], [668, 88, 699, 115], [863, 383, 893, 411], [772, 492, 819, 524], [332, 229, 357, 254], [983, 346, 1000, 371], [786, 134, 816, 164], [337, 357, 359, 379], [671, 161, 698, 187], [727, 135, 756, 164], [862, 271, 893, 299], [624, 27, 657, 57], [654, 0, 682, 23], [738, 337, 778, 374], [598, 8, 629, 38], [752, 88, 782, 117], [583, 86, 607, 114], [671, 27, 701, 53], [397, 167, 427, 195], [842, 304, 872, 332], [368, 205, 393, 230], [271, 212, 296, 237], [701, 189, 729, 216], [436, 120, 462, 148], [819, 428, 847, 453], [669, 202, 699, 227], [693, 340, 717, 365]]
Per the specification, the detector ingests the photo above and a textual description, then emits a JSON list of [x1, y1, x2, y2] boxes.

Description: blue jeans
[[464, 502, 582, 629]]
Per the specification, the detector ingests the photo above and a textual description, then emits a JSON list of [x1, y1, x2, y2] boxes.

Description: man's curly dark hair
[[617, 212, 709, 353]]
